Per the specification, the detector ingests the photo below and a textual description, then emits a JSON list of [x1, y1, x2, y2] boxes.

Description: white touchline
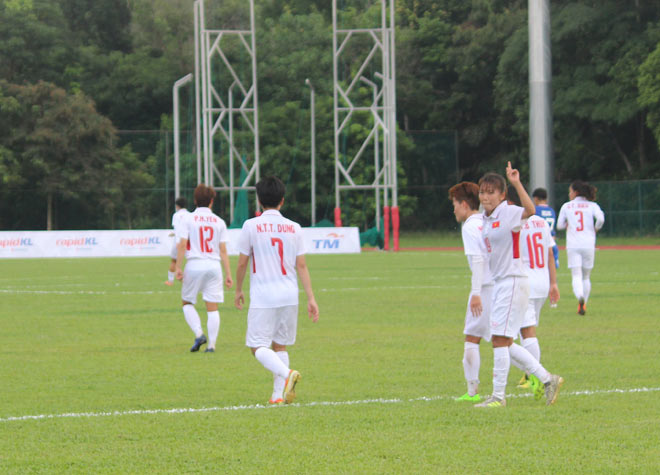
[[1, 387, 659, 423]]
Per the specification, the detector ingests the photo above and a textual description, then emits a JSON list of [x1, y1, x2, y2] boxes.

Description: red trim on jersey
[[511, 230, 520, 259], [251, 249, 256, 274]]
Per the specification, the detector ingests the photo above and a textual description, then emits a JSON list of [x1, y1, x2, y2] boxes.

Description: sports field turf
[[1, 238, 659, 472]]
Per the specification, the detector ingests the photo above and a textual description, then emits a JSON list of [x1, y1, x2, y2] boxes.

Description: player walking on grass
[[175, 185, 233, 353], [557, 180, 605, 316], [234, 176, 319, 405], [165, 197, 190, 286], [532, 188, 560, 270], [448, 182, 493, 403], [507, 185, 560, 394], [475, 163, 563, 408]]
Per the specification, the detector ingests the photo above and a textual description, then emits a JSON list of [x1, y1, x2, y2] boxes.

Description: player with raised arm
[[508, 185, 560, 396], [556, 180, 605, 316], [165, 197, 190, 286], [234, 176, 319, 405], [175, 185, 233, 353], [474, 163, 563, 408], [532, 188, 560, 270], [448, 182, 493, 403]]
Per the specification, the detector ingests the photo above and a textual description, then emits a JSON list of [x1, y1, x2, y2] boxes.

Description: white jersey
[[482, 200, 526, 280], [520, 215, 553, 298], [462, 213, 493, 287], [557, 197, 604, 249], [171, 208, 190, 232], [176, 207, 229, 263], [237, 209, 305, 308]]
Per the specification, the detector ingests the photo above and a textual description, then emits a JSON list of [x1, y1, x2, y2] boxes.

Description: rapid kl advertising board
[[0, 228, 361, 258]]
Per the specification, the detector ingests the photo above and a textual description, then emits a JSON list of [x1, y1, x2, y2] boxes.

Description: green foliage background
[[2, 0, 660, 231]]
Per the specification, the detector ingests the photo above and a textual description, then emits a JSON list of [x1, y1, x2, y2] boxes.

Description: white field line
[[0, 284, 465, 296], [2, 386, 659, 424]]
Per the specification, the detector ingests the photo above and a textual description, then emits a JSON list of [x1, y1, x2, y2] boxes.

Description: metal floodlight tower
[[529, 0, 554, 206], [194, 0, 260, 222], [332, 0, 399, 250]]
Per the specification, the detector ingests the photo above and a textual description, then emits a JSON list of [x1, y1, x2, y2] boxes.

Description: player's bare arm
[[219, 242, 233, 288], [175, 238, 187, 280], [506, 161, 535, 219], [296, 255, 319, 322], [547, 246, 560, 304], [234, 253, 250, 309]]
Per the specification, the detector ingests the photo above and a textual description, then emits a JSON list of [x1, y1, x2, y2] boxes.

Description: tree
[[0, 81, 117, 229]]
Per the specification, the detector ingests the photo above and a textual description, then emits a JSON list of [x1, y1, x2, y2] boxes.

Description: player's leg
[[181, 267, 206, 351], [568, 249, 586, 313], [552, 244, 560, 269], [204, 301, 219, 352], [581, 248, 595, 309], [270, 341, 288, 404], [201, 268, 224, 352], [165, 241, 178, 285], [459, 287, 491, 402], [247, 308, 296, 403], [274, 305, 300, 404]]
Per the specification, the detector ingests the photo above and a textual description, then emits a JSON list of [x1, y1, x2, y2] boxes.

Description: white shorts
[[521, 297, 546, 329], [490, 276, 529, 338], [567, 248, 595, 269], [181, 260, 223, 304], [246, 305, 298, 348], [463, 285, 492, 341]]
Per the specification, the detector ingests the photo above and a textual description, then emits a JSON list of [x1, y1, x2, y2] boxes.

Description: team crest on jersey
[[492, 221, 500, 229]]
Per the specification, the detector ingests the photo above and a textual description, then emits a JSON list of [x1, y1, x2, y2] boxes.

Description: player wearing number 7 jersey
[[175, 184, 233, 353], [556, 180, 604, 315], [234, 176, 319, 405]]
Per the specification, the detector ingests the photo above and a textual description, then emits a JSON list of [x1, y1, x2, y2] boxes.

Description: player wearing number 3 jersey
[[235, 176, 319, 405], [175, 184, 233, 353], [557, 180, 604, 315]]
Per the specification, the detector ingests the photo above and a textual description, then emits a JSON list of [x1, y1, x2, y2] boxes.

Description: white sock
[[571, 267, 584, 300], [492, 346, 510, 400], [207, 311, 220, 348], [522, 337, 540, 363], [509, 343, 550, 383], [254, 347, 290, 379], [272, 351, 289, 400], [582, 267, 592, 303], [463, 342, 480, 396], [182, 304, 203, 337], [167, 271, 175, 282]]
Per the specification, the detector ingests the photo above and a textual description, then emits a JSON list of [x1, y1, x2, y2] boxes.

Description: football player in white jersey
[[234, 176, 319, 405], [557, 180, 605, 315], [507, 185, 560, 394], [175, 185, 233, 353], [449, 182, 493, 403], [475, 163, 563, 408], [165, 197, 190, 286]]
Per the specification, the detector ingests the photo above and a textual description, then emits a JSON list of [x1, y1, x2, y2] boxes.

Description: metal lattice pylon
[[194, 0, 260, 223], [332, 0, 399, 250]]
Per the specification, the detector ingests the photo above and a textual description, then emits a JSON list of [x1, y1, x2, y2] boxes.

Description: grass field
[[1, 237, 660, 472]]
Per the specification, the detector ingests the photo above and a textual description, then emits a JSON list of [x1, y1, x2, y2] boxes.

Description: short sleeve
[[506, 204, 524, 231], [462, 221, 483, 256], [295, 223, 305, 256], [236, 222, 252, 256], [175, 214, 190, 241], [218, 220, 229, 243]]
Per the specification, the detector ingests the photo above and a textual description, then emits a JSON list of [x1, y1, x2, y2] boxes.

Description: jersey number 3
[[575, 210, 584, 232], [271, 237, 287, 275]]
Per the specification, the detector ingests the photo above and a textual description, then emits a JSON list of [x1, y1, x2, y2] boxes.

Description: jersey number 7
[[271, 237, 287, 275]]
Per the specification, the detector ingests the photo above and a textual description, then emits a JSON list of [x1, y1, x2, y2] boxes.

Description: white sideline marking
[[2, 387, 659, 423]]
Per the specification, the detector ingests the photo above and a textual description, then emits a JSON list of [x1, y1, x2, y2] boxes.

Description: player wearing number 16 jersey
[[234, 176, 319, 405], [557, 180, 604, 315], [175, 184, 233, 353]]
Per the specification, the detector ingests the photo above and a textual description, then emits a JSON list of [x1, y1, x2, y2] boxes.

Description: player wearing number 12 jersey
[[557, 180, 604, 315], [234, 176, 319, 405], [175, 184, 233, 353]]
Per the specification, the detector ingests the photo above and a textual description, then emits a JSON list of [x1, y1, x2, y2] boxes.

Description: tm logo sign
[[312, 232, 343, 250]]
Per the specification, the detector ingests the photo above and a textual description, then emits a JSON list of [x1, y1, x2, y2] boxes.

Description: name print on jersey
[[256, 223, 297, 233]]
